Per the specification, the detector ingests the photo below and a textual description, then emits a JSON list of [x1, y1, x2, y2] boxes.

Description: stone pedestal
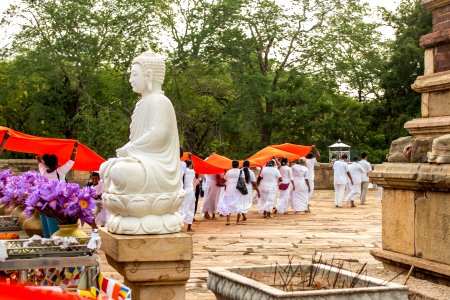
[[372, 0, 450, 285], [99, 228, 193, 300], [371, 163, 450, 285]]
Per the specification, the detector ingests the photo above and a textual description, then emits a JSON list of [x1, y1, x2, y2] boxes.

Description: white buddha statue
[[100, 50, 185, 235]]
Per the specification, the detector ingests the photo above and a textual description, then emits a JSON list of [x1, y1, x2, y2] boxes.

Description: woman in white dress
[[258, 160, 281, 218], [276, 158, 294, 214], [179, 160, 195, 231], [291, 157, 311, 213], [201, 173, 224, 219], [219, 160, 244, 225], [238, 160, 260, 222]]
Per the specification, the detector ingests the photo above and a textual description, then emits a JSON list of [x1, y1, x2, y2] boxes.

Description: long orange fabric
[[180, 152, 225, 174], [204, 153, 233, 170], [247, 146, 301, 167], [270, 143, 312, 157], [0, 126, 105, 171]]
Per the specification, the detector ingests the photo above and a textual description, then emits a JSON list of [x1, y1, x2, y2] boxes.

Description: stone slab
[[124, 279, 186, 300], [381, 189, 415, 256], [105, 257, 191, 282], [412, 70, 450, 93], [99, 228, 193, 262], [422, 0, 450, 11], [371, 248, 450, 279], [405, 116, 450, 136], [415, 192, 450, 264], [429, 90, 450, 116]]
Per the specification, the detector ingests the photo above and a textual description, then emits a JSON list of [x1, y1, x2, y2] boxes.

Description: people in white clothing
[[333, 154, 353, 208], [258, 160, 281, 218], [179, 159, 196, 231], [291, 158, 311, 213], [276, 158, 294, 214], [201, 172, 224, 219], [345, 157, 365, 207], [37, 142, 78, 237], [305, 145, 320, 201], [238, 160, 260, 222], [219, 160, 244, 225], [358, 152, 372, 205]]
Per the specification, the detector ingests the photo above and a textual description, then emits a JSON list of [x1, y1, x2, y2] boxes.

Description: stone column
[[99, 229, 192, 300], [371, 0, 450, 285]]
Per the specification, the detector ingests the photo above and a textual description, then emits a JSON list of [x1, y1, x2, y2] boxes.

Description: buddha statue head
[[130, 50, 166, 95]]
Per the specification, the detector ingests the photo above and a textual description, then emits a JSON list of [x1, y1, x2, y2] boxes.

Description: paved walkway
[[99, 189, 450, 299]]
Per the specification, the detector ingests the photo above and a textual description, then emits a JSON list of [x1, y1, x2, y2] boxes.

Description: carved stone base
[[104, 190, 185, 234], [99, 228, 193, 300]]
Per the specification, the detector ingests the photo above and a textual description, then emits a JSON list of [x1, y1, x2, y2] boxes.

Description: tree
[[0, 0, 160, 157]]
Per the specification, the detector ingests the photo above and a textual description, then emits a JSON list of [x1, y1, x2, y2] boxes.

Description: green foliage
[[0, 0, 431, 164]]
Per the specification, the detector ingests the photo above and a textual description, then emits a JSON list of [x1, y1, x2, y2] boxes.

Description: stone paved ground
[[99, 190, 450, 299]]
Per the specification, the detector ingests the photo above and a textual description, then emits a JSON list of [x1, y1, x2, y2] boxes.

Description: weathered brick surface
[[435, 44, 450, 72]]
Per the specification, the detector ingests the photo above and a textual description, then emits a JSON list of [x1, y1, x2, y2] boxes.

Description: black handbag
[[236, 170, 248, 195]]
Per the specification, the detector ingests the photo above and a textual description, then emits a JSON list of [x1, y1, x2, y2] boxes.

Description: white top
[[333, 159, 349, 185], [241, 168, 256, 184], [38, 160, 74, 182], [223, 168, 243, 196], [292, 164, 308, 180], [179, 161, 187, 188], [258, 167, 281, 191], [358, 159, 372, 182], [279, 165, 293, 184], [204, 173, 218, 189], [348, 162, 365, 185], [92, 181, 104, 196], [183, 168, 195, 191], [305, 157, 317, 180]]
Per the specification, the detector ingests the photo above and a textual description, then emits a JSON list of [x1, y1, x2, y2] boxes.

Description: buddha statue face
[[130, 50, 166, 94], [129, 64, 149, 95]]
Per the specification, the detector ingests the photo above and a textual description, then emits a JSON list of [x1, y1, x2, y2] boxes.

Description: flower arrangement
[[0, 170, 97, 225], [0, 169, 12, 197]]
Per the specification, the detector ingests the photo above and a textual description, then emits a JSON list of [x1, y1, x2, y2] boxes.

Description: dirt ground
[[99, 189, 450, 300]]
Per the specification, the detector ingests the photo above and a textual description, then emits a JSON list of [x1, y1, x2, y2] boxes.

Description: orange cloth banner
[[247, 146, 301, 167], [204, 153, 234, 170], [270, 143, 312, 157], [180, 152, 225, 174], [0, 126, 105, 171]]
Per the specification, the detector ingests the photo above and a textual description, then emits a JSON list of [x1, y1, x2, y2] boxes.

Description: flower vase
[[18, 210, 28, 226], [0, 203, 6, 215], [52, 223, 88, 243], [22, 210, 44, 237], [11, 205, 24, 218], [4, 203, 17, 215]]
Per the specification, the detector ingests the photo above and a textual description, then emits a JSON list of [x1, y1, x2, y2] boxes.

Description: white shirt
[[348, 162, 365, 185], [223, 168, 243, 196], [333, 160, 349, 185], [305, 158, 317, 180], [259, 167, 281, 191], [92, 181, 103, 196], [38, 160, 74, 182], [183, 168, 195, 191], [179, 161, 187, 188], [292, 164, 308, 180], [358, 159, 372, 182], [279, 165, 293, 184], [241, 168, 256, 185]]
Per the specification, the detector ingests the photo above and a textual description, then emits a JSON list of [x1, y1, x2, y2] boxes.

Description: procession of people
[[173, 145, 374, 230]]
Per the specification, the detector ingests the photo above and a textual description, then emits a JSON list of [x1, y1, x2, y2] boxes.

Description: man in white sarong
[[305, 145, 320, 201], [358, 152, 372, 205], [333, 154, 353, 208], [345, 157, 365, 207]]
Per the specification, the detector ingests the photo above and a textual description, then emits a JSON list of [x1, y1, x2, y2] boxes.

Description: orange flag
[[247, 146, 301, 167], [270, 143, 312, 157], [0, 126, 105, 171]]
